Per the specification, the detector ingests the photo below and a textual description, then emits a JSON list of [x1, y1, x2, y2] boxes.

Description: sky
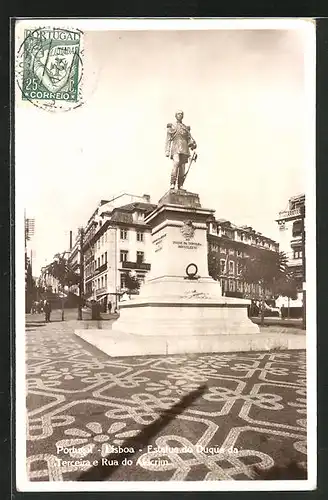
[[16, 21, 314, 276]]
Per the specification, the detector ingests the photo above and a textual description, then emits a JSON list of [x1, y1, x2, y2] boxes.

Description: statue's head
[[175, 110, 184, 122]]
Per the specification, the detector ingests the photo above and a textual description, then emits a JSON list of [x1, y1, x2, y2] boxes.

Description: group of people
[[31, 299, 52, 322]]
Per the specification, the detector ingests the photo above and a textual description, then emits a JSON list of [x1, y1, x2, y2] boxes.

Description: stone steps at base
[[75, 329, 306, 357]]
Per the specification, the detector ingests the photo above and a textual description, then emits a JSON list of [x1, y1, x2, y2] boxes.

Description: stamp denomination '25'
[[22, 28, 81, 103]]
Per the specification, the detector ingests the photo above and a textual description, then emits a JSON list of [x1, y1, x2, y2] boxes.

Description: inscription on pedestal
[[173, 240, 202, 250], [153, 233, 167, 253]]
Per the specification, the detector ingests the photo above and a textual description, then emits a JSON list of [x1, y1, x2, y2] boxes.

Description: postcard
[[15, 18, 316, 492]]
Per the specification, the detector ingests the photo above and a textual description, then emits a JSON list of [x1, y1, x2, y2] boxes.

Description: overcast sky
[[16, 22, 314, 276]]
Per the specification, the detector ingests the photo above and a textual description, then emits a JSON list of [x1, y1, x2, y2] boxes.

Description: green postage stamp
[[18, 27, 82, 108]]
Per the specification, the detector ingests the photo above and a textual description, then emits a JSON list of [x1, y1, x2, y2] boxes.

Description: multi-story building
[[81, 193, 156, 311], [275, 193, 305, 302], [39, 266, 60, 294], [207, 218, 279, 300], [67, 235, 81, 296], [65, 192, 280, 310]]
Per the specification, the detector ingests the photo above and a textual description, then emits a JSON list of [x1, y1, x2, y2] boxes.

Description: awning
[[95, 293, 108, 302]]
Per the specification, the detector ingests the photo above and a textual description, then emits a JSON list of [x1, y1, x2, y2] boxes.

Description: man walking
[[44, 300, 52, 323]]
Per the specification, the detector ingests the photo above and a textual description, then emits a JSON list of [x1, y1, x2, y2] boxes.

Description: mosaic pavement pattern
[[25, 318, 307, 482]]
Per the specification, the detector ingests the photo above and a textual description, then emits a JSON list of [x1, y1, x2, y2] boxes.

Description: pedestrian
[[44, 300, 52, 323], [108, 301, 112, 314]]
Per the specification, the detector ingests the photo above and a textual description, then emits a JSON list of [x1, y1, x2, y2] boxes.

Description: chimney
[[69, 230, 73, 250], [142, 194, 150, 203]]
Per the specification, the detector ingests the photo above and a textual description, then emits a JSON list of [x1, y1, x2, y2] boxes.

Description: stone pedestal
[[75, 189, 273, 356]]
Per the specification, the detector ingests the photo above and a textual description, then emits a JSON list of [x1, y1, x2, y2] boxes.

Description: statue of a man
[[165, 110, 197, 190]]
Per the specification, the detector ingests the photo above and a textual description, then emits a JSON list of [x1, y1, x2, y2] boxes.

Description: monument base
[[75, 327, 305, 357]]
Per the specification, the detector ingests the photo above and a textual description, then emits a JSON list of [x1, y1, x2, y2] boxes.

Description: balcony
[[121, 260, 151, 271], [288, 258, 302, 267], [96, 287, 107, 296], [276, 207, 302, 222], [94, 262, 108, 276]]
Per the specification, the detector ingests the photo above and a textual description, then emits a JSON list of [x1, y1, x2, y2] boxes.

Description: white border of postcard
[[15, 17, 316, 492]]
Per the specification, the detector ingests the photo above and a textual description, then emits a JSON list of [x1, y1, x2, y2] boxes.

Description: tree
[[123, 271, 140, 295], [274, 270, 298, 319], [208, 250, 222, 281], [46, 253, 80, 320], [240, 250, 289, 325]]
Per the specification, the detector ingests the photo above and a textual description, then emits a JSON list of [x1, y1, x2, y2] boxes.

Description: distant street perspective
[[26, 310, 307, 481]]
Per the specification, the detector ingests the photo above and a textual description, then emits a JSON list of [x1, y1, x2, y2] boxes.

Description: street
[[25, 311, 307, 482]]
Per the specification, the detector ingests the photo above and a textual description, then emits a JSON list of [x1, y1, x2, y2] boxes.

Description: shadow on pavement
[[77, 384, 207, 481]]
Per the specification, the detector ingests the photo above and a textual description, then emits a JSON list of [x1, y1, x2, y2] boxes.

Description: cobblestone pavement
[[25, 314, 307, 482]]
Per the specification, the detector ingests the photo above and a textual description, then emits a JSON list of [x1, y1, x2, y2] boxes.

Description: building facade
[[81, 193, 155, 311], [38, 267, 60, 295], [275, 193, 305, 303], [67, 236, 81, 297], [207, 219, 279, 300]]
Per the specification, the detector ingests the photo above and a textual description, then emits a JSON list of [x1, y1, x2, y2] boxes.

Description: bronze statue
[[165, 110, 197, 190]]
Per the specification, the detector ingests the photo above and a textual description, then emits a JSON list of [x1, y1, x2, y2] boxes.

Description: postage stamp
[[16, 26, 83, 111]]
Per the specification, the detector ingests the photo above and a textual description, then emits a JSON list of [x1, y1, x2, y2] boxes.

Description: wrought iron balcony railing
[[121, 261, 151, 271], [276, 208, 302, 221]]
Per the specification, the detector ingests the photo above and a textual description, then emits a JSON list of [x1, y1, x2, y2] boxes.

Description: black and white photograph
[[15, 18, 316, 491]]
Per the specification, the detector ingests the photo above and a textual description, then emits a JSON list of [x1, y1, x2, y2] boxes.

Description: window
[[211, 243, 219, 252], [237, 262, 242, 275], [120, 229, 128, 240], [136, 251, 144, 263], [120, 250, 128, 262], [101, 254, 104, 265], [292, 221, 302, 237], [105, 251, 107, 263], [97, 257, 100, 268], [136, 232, 144, 242], [220, 259, 226, 274], [229, 261, 235, 275], [136, 211, 144, 221], [293, 249, 302, 259], [105, 232, 107, 243], [101, 276, 104, 288], [105, 274, 107, 288], [229, 279, 235, 292], [228, 248, 235, 256], [221, 247, 227, 254], [120, 274, 126, 289]]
